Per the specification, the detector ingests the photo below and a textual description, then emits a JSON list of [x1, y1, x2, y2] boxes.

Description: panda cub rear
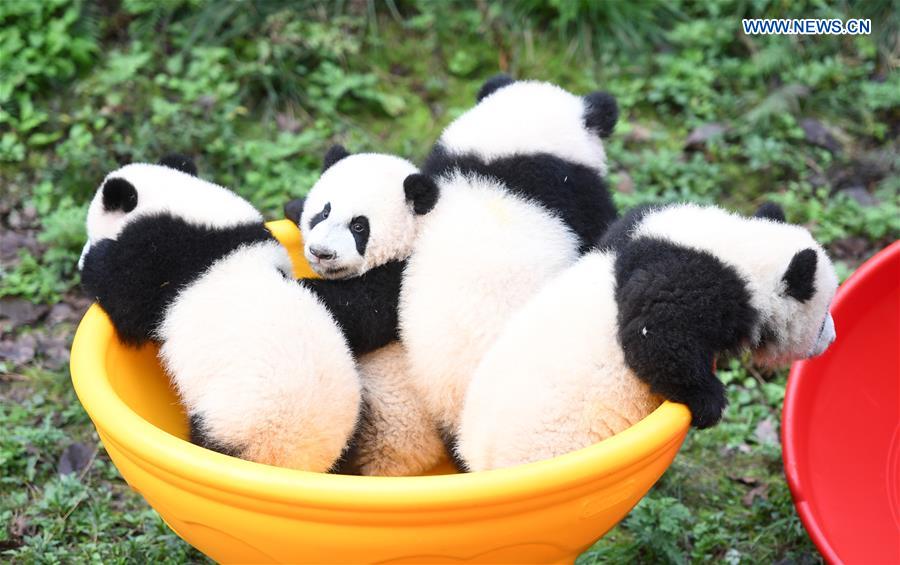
[[399, 76, 620, 468], [80, 156, 361, 472], [458, 203, 839, 471]]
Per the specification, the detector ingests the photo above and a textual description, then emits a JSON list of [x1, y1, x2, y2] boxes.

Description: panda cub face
[[79, 155, 262, 269], [298, 146, 435, 279], [722, 209, 839, 367], [752, 244, 838, 367], [633, 203, 839, 367]]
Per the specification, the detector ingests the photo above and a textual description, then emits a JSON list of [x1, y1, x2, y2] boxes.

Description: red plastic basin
[[783, 240, 900, 564]]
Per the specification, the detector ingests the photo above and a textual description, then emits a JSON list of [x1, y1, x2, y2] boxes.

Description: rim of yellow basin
[[71, 302, 691, 513]]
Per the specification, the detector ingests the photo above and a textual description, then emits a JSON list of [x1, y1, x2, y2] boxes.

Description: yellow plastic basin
[[70, 219, 691, 564]]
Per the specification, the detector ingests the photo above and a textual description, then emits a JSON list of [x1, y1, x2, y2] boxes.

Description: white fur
[[80, 163, 261, 267], [459, 204, 838, 471], [157, 241, 361, 471], [400, 173, 580, 431], [296, 152, 446, 475], [440, 80, 609, 176], [353, 342, 444, 476], [300, 153, 420, 278], [400, 80, 613, 434], [632, 204, 839, 364], [84, 162, 361, 471], [458, 252, 662, 471]]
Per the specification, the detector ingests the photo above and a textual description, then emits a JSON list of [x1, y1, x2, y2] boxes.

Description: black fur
[[80, 215, 274, 346], [158, 154, 198, 177], [403, 173, 440, 215], [783, 248, 818, 302], [614, 237, 758, 428], [754, 202, 786, 223], [439, 426, 469, 473], [323, 144, 350, 172], [423, 146, 617, 252], [299, 260, 406, 356], [596, 204, 658, 251], [308, 202, 330, 230], [189, 414, 242, 458], [476, 74, 515, 102], [758, 323, 779, 348], [328, 397, 368, 475], [350, 216, 370, 256], [102, 178, 138, 213], [283, 197, 305, 224], [309, 246, 335, 261], [582, 91, 619, 138]]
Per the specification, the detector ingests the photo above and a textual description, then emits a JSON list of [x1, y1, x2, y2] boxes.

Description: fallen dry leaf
[[742, 484, 769, 506]]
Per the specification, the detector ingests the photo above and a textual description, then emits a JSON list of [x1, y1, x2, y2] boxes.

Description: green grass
[[1, 365, 206, 563], [1, 0, 897, 562]]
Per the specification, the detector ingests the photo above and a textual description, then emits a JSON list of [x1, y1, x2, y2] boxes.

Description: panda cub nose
[[309, 245, 336, 261]]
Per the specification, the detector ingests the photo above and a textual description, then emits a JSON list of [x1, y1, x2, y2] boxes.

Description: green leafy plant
[[1, 0, 895, 561], [0, 0, 98, 162]]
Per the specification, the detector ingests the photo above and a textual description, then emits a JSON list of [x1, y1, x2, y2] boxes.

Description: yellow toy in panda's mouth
[[70, 219, 690, 564]]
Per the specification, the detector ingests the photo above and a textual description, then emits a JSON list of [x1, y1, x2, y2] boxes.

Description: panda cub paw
[[682, 383, 728, 429]]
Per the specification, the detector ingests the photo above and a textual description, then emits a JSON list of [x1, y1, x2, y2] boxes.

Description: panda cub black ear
[[403, 174, 439, 215], [284, 197, 305, 225], [754, 202, 786, 223], [476, 74, 515, 102], [323, 145, 351, 172], [583, 91, 619, 138], [102, 177, 138, 213], [158, 153, 198, 176], [783, 248, 818, 302]]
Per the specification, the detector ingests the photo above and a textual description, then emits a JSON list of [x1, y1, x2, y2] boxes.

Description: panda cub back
[[458, 203, 839, 471], [81, 159, 272, 346], [400, 77, 621, 462], [440, 77, 616, 175], [423, 76, 619, 251], [80, 157, 362, 472]]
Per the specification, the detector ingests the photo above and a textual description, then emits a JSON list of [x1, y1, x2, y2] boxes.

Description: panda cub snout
[[809, 312, 836, 357], [302, 210, 372, 278], [308, 244, 336, 261]]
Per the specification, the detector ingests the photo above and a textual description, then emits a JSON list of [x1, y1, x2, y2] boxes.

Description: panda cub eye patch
[[349, 216, 370, 255], [308, 202, 331, 230]]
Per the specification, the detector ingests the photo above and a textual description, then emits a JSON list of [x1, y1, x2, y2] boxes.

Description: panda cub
[[399, 76, 619, 464], [285, 146, 445, 476], [285, 145, 439, 357], [458, 203, 839, 471], [79, 156, 363, 472]]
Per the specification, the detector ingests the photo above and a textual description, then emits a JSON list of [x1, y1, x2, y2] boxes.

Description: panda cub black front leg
[[618, 311, 728, 428], [81, 238, 156, 346], [684, 382, 728, 430], [299, 259, 407, 356], [648, 361, 727, 430], [80, 238, 116, 303], [614, 237, 758, 428]]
